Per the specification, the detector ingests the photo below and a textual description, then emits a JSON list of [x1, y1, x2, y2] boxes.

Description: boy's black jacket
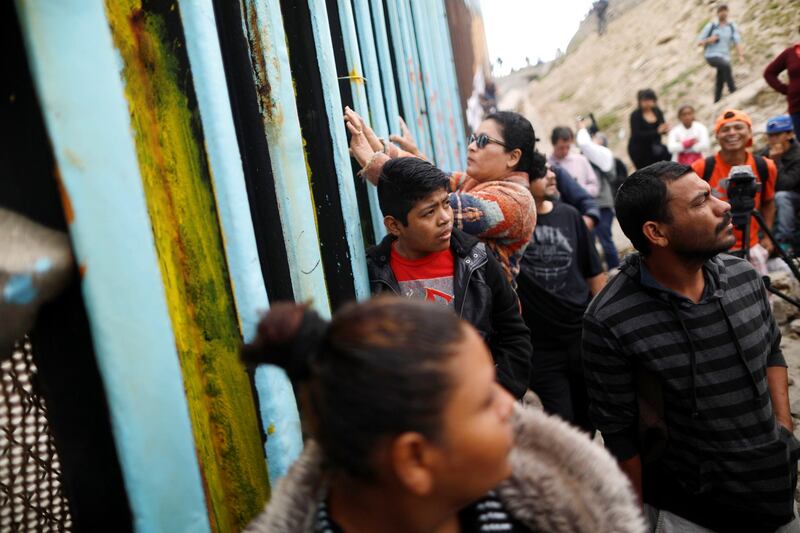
[[366, 228, 532, 398]]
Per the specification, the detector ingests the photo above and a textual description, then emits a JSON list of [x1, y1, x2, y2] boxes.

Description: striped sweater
[[582, 253, 800, 532]]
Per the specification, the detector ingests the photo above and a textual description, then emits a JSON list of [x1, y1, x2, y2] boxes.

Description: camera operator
[[692, 109, 778, 274]]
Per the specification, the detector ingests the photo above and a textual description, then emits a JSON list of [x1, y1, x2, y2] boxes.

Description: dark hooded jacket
[[583, 253, 800, 532], [366, 228, 531, 399]]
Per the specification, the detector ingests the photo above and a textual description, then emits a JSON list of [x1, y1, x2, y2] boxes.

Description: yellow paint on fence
[[105, 4, 269, 531]]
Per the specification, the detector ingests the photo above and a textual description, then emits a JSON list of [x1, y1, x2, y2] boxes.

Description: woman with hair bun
[[242, 298, 645, 533], [344, 107, 539, 285]]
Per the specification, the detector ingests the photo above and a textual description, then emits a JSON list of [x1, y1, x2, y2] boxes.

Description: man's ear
[[389, 432, 438, 496], [384, 215, 404, 237], [642, 221, 669, 251], [506, 148, 522, 170]]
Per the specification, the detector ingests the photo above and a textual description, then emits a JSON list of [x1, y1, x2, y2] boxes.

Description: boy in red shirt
[[366, 157, 531, 398], [692, 109, 777, 274]]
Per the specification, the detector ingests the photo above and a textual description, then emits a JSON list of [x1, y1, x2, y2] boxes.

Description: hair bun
[[241, 303, 328, 382]]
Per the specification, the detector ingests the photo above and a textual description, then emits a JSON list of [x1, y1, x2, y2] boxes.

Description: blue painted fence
[[16, 0, 469, 530]]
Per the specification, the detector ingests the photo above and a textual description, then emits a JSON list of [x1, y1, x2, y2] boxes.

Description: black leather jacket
[[366, 229, 531, 398]]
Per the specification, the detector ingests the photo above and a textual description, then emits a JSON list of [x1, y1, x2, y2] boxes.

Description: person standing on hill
[[667, 105, 710, 166], [628, 89, 670, 170], [594, 0, 609, 36], [697, 3, 744, 103], [575, 123, 621, 270], [764, 27, 800, 136]]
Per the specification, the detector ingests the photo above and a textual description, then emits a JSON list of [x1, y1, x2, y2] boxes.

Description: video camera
[[723, 165, 759, 228]]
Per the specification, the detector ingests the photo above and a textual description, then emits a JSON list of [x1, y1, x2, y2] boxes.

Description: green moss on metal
[[105, 3, 269, 531]]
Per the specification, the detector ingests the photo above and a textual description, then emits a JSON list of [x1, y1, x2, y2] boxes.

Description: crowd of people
[[240, 8, 800, 533]]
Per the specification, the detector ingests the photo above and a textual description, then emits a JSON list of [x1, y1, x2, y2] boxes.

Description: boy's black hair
[[377, 158, 450, 225], [551, 126, 574, 146], [615, 161, 692, 255]]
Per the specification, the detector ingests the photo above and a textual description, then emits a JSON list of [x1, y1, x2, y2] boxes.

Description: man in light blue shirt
[[697, 4, 745, 102]]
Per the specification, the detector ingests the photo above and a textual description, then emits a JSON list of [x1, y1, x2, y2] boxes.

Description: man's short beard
[[545, 193, 560, 202], [673, 214, 735, 262]]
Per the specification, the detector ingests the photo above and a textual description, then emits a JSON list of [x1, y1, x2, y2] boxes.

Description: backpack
[[702, 21, 737, 48], [699, 155, 769, 198]]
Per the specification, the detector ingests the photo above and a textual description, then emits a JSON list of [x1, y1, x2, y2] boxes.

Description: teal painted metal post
[[243, 0, 332, 311], [336, 0, 385, 241], [367, 0, 402, 137], [397, 0, 435, 161], [383, 0, 427, 156], [352, 0, 389, 139], [242, 0, 335, 481], [307, 0, 370, 300], [409, 0, 450, 169], [434, 0, 468, 165], [14, 2, 211, 532], [178, 0, 303, 483]]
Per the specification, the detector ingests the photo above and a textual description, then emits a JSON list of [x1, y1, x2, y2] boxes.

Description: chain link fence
[[0, 339, 71, 532]]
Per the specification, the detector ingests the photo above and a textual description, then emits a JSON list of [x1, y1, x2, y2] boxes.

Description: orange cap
[[714, 109, 752, 134]]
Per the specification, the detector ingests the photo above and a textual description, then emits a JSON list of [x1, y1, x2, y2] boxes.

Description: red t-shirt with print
[[389, 244, 455, 306]]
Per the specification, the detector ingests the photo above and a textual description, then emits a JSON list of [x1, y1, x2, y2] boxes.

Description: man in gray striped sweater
[[583, 161, 800, 532]]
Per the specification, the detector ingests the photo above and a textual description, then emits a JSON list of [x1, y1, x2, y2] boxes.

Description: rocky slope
[[499, 0, 800, 163]]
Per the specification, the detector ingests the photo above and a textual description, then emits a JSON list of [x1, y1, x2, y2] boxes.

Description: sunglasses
[[469, 132, 507, 149]]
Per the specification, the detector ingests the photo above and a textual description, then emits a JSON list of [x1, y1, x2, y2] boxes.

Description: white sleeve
[[576, 128, 614, 172], [667, 126, 683, 156], [694, 123, 711, 155]]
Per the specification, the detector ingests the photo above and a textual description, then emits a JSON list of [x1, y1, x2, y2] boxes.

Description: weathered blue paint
[[398, 1, 437, 163], [14, 2, 211, 532], [3, 275, 37, 305], [433, 0, 468, 165], [367, 0, 402, 137], [177, 0, 303, 483], [307, 0, 370, 301], [34, 257, 53, 273], [336, 0, 385, 242], [383, 0, 425, 152], [241, 0, 329, 479], [409, 0, 449, 169]]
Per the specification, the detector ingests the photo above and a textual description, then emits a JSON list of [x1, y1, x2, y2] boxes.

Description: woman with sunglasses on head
[[345, 107, 538, 285], [243, 297, 646, 533]]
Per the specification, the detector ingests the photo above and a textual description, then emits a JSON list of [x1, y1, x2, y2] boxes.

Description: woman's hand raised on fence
[[344, 107, 375, 169], [389, 116, 421, 157]]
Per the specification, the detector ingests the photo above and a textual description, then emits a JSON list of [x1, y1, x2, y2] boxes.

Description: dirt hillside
[[499, 0, 800, 163]]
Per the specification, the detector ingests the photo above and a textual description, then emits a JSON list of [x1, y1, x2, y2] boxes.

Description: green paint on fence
[[105, 3, 269, 531]]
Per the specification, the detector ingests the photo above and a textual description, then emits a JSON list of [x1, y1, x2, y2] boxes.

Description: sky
[[480, 1, 596, 76]]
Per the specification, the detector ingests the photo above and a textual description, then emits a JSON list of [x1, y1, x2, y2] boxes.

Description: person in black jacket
[[365, 157, 531, 398], [627, 89, 671, 170], [517, 156, 606, 432]]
